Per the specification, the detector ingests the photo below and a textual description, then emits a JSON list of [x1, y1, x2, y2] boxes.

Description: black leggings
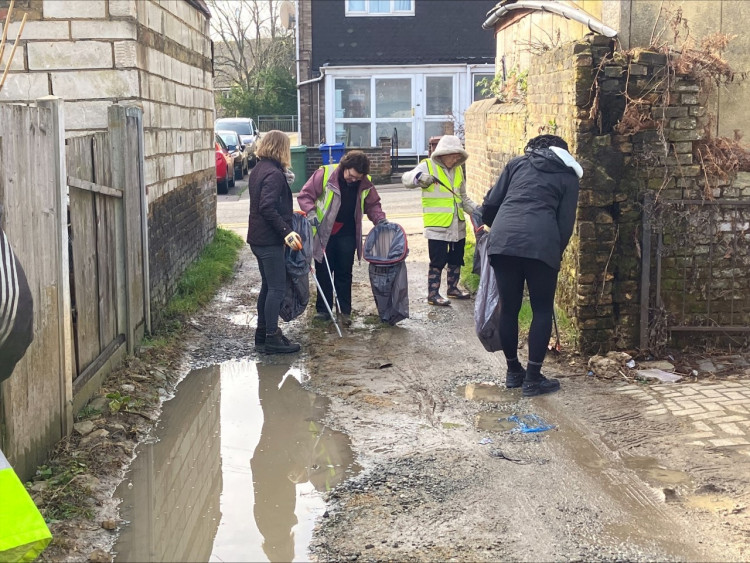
[[490, 254, 559, 365]]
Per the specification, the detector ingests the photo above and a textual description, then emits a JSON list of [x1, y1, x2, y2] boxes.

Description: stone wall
[[467, 34, 750, 352], [0, 0, 216, 321]]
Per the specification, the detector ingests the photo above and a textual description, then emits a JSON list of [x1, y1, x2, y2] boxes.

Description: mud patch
[[623, 456, 692, 488], [113, 359, 359, 562]]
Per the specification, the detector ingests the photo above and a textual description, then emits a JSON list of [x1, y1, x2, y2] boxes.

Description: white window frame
[[324, 64, 494, 154], [345, 0, 415, 17]]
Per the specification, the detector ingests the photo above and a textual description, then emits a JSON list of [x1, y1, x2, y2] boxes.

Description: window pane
[[348, 0, 365, 11], [370, 0, 390, 13], [339, 123, 371, 147], [394, 0, 412, 10], [425, 77, 453, 115], [473, 74, 495, 101], [335, 79, 371, 118], [424, 122, 454, 147], [377, 122, 412, 149], [376, 79, 411, 118]]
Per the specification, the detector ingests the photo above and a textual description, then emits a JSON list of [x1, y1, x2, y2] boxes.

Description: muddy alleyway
[[98, 184, 750, 561]]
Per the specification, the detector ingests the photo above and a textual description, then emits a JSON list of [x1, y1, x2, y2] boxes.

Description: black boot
[[254, 326, 266, 348], [427, 267, 450, 306], [505, 369, 526, 389], [446, 265, 470, 299], [264, 328, 300, 354], [522, 362, 560, 397]]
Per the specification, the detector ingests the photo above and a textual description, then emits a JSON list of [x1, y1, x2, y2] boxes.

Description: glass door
[[422, 75, 455, 152], [374, 77, 413, 151]]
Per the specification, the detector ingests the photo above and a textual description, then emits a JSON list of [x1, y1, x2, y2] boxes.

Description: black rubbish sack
[[474, 233, 502, 352], [0, 226, 34, 383], [280, 213, 313, 322], [364, 222, 409, 326], [470, 207, 486, 276]]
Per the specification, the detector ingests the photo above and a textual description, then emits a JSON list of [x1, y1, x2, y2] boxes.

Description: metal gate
[[641, 192, 750, 349]]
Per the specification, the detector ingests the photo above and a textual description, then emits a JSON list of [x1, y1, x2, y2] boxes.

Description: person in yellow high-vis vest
[[0, 448, 52, 562], [402, 135, 479, 306]]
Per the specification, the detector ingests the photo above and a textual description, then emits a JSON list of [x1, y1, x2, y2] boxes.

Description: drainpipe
[[297, 72, 325, 147], [295, 0, 301, 143]]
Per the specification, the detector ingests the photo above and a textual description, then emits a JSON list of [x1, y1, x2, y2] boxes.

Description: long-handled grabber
[[548, 309, 561, 354], [323, 252, 342, 317], [311, 265, 342, 338]]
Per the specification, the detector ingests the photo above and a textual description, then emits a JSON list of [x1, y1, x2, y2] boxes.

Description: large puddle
[[112, 359, 360, 562]]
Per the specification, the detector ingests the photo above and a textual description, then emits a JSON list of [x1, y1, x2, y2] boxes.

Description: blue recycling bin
[[319, 143, 345, 165]]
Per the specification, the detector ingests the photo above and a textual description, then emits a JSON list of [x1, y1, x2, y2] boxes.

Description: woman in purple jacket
[[247, 131, 303, 354]]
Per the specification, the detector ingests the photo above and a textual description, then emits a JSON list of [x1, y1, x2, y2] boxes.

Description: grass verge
[[163, 227, 244, 325]]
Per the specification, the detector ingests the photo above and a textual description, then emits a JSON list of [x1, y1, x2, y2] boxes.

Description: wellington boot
[[446, 265, 470, 299], [427, 267, 451, 306]]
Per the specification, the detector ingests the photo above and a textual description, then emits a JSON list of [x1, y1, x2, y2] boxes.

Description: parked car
[[214, 117, 259, 169], [215, 135, 235, 194], [215, 129, 247, 179]]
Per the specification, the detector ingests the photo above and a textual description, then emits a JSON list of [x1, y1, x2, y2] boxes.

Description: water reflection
[[113, 360, 359, 563]]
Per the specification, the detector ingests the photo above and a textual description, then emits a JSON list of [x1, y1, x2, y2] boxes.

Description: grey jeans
[[250, 244, 286, 334]]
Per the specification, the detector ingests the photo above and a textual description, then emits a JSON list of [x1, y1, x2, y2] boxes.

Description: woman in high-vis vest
[[402, 135, 479, 306], [298, 151, 387, 327]]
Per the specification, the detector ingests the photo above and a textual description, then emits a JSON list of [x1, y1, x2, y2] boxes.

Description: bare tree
[[208, 0, 294, 92]]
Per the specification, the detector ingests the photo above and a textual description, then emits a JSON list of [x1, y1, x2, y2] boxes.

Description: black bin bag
[[364, 222, 409, 326], [279, 213, 313, 322]]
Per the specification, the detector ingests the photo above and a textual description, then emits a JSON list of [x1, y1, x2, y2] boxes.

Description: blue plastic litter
[[506, 414, 555, 434]]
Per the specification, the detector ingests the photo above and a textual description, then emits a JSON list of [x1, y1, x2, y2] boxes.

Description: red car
[[215, 135, 235, 194]]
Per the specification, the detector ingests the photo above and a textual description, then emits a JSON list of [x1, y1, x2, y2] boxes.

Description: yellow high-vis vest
[[313, 165, 371, 234], [0, 449, 52, 562], [420, 159, 464, 228]]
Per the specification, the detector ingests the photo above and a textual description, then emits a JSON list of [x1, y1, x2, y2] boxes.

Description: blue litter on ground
[[478, 437, 493, 445], [506, 414, 555, 433]]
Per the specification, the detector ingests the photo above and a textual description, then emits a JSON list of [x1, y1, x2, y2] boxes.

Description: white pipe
[[295, 0, 301, 144], [297, 73, 325, 88]]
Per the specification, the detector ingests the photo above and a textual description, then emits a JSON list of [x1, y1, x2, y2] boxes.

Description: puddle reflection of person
[[250, 365, 330, 562]]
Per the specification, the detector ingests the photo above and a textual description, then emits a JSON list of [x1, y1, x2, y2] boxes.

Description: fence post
[[37, 96, 73, 436], [109, 105, 146, 353], [126, 106, 150, 335]]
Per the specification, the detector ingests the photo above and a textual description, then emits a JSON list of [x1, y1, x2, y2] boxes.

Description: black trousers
[[315, 234, 356, 315], [428, 238, 465, 270], [490, 254, 558, 365], [251, 243, 286, 334]]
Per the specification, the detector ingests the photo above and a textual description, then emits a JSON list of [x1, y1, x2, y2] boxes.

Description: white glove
[[417, 173, 436, 188], [284, 168, 295, 184]]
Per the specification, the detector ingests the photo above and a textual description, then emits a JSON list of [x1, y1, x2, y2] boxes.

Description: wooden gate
[[0, 99, 147, 478]]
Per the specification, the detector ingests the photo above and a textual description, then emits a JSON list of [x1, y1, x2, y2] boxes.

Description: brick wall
[[0, 0, 217, 321], [302, 141, 393, 185]]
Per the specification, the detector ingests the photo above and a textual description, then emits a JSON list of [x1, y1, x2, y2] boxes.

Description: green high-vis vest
[[0, 450, 52, 562]]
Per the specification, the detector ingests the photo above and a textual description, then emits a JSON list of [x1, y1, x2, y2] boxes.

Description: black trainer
[[264, 329, 300, 354], [522, 375, 560, 397], [254, 326, 266, 348], [505, 369, 526, 389], [313, 311, 330, 321]]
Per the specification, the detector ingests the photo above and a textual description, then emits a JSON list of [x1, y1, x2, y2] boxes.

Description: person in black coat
[[482, 134, 582, 397], [247, 130, 303, 354]]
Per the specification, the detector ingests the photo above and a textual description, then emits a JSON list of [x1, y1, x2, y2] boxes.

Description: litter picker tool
[[323, 252, 342, 316], [311, 264, 343, 338], [548, 310, 561, 354]]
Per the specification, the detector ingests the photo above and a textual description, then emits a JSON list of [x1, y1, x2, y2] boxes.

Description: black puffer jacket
[[482, 148, 580, 271], [247, 158, 294, 246]]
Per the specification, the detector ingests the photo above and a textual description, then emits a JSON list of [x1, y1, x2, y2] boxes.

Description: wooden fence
[[0, 99, 147, 479]]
